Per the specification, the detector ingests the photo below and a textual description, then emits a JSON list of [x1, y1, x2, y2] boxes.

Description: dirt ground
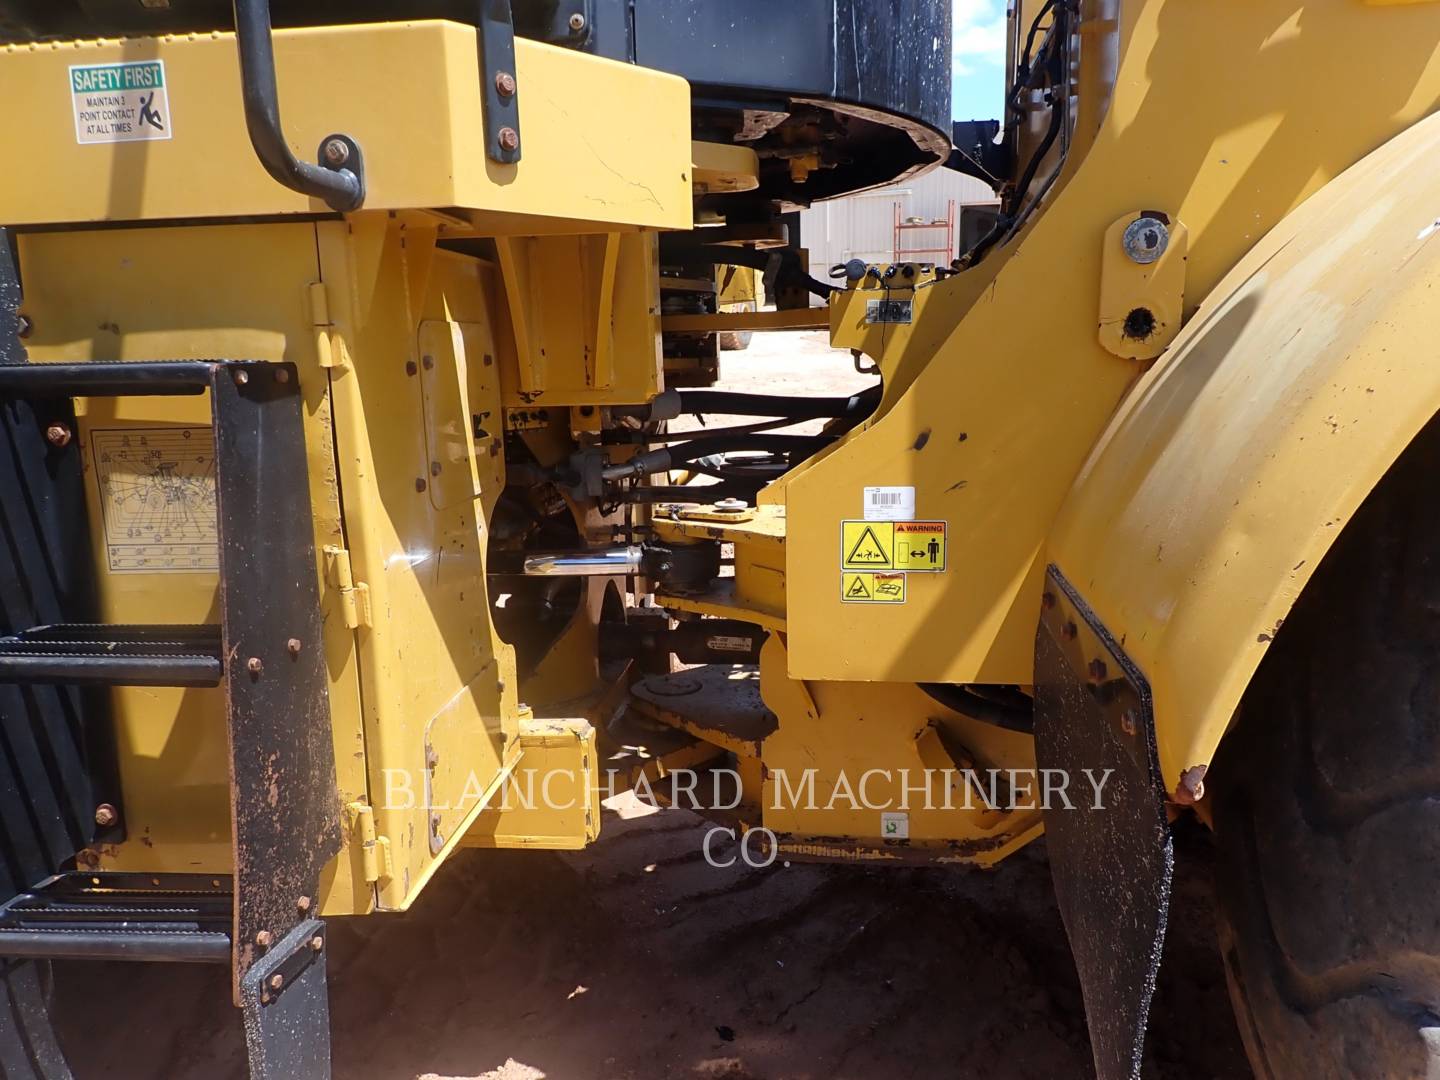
[[53, 334, 1254, 1079]]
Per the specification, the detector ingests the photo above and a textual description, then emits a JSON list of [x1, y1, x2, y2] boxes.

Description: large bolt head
[[494, 71, 517, 98], [498, 127, 520, 153], [568, 12, 587, 31], [45, 423, 72, 448], [322, 138, 351, 167], [1122, 216, 1170, 264]]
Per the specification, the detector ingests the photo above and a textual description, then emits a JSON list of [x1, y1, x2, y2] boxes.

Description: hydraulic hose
[[601, 434, 833, 483], [676, 386, 879, 421]]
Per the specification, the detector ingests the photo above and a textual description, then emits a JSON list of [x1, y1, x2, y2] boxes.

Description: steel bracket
[[478, 0, 522, 164], [241, 918, 331, 1080], [514, 0, 594, 48]]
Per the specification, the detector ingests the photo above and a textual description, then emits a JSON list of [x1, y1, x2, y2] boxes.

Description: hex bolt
[[1120, 709, 1138, 736], [296, 895, 312, 913], [93, 803, 117, 827], [569, 11, 586, 31], [1087, 658, 1108, 682], [1040, 591, 1056, 610], [415, 477, 428, 493], [431, 461, 442, 477], [45, 423, 72, 448], [322, 138, 351, 168], [15, 314, 32, 338], [287, 638, 302, 657], [405, 360, 418, 376], [1060, 621, 1078, 642], [1174, 765, 1208, 805], [246, 657, 263, 676], [494, 71, 517, 98], [255, 929, 274, 948], [268, 973, 285, 991], [498, 127, 520, 153], [421, 354, 434, 370], [233, 369, 250, 386], [309, 935, 325, 952], [274, 368, 291, 384]]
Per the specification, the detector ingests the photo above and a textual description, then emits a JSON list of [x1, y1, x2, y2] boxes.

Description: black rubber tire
[[1212, 415, 1440, 1079]]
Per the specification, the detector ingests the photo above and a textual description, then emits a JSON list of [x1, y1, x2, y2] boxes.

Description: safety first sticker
[[842, 571, 907, 604], [70, 61, 172, 144], [841, 520, 947, 572]]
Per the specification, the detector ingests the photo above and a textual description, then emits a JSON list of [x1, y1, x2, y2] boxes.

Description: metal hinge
[[323, 545, 372, 629], [347, 802, 392, 885], [307, 281, 350, 371]]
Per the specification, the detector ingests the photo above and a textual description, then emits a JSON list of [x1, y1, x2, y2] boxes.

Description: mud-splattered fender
[[1047, 109, 1440, 794]]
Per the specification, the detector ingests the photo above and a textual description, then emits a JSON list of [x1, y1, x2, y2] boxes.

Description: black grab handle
[[231, 0, 365, 212]]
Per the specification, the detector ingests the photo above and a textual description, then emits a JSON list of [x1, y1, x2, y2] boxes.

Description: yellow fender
[[1049, 110, 1440, 793]]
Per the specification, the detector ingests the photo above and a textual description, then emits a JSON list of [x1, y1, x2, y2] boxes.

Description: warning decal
[[70, 61, 172, 144], [841, 572, 907, 604], [841, 520, 946, 572], [92, 426, 218, 573], [893, 521, 947, 571], [844, 523, 893, 567]]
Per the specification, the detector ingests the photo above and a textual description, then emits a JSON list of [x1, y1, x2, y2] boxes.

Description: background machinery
[[2, 2, 1440, 1079]]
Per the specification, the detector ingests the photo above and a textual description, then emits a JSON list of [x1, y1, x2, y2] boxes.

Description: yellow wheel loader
[[0, 2, 1438, 1078]]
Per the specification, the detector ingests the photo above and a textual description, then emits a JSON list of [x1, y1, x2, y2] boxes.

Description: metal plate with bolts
[[241, 918, 330, 1080], [478, 0, 522, 164], [1033, 564, 1172, 1080]]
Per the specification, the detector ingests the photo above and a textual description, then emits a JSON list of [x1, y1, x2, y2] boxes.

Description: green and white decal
[[69, 60, 172, 144]]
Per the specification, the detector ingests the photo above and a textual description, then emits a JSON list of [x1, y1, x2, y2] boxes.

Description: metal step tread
[[0, 623, 223, 687], [0, 873, 232, 963]]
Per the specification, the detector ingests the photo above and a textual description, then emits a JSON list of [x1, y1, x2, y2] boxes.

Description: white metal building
[[798, 167, 997, 272]]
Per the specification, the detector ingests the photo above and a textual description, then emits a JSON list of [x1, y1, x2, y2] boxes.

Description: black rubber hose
[[626, 483, 758, 505], [665, 433, 833, 464], [676, 387, 878, 420], [919, 683, 1034, 735], [601, 434, 832, 483]]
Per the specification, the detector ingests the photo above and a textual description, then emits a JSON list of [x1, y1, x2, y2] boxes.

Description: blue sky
[[952, 0, 1007, 121]]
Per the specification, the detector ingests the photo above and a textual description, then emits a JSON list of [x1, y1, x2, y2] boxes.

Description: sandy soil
[[51, 334, 1253, 1079]]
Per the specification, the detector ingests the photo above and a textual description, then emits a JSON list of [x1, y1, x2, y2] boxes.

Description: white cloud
[[953, 0, 1007, 75]]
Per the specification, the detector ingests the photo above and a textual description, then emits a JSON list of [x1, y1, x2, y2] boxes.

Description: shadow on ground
[[54, 811, 1249, 1079]]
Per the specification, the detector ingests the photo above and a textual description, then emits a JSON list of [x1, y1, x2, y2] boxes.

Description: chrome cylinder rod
[[522, 546, 644, 577]]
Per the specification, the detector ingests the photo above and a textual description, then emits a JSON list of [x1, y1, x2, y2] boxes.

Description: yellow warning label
[[841, 572, 907, 604], [893, 521, 947, 571], [842, 522, 894, 568], [841, 520, 945, 572]]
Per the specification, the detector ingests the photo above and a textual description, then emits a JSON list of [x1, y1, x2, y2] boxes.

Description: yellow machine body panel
[[315, 214, 520, 911], [17, 221, 374, 914], [1048, 111, 1440, 791], [776, 0, 1440, 688], [0, 21, 692, 231]]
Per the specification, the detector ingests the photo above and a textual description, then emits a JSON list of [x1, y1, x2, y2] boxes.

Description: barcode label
[[863, 486, 915, 521]]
